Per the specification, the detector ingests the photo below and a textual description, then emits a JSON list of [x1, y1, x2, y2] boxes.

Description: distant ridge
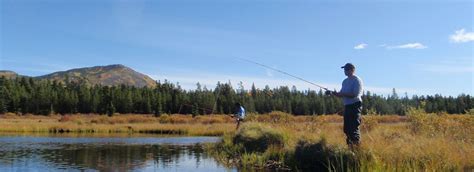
[[2, 64, 157, 88], [0, 70, 21, 79]]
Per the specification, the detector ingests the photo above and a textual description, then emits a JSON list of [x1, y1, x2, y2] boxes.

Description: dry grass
[[1, 111, 473, 170], [211, 110, 474, 171], [0, 113, 236, 136]]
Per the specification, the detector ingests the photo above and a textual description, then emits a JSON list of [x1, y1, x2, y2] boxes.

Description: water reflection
[[0, 136, 235, 171]]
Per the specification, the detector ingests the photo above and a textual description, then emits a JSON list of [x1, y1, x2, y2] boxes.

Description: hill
[[34, 64, 157, 88], [0, 70, 21, 79]]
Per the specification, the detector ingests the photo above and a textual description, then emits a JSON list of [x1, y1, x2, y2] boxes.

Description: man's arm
[[350, 78, 362, 98], [331, 80, 360, 98], [333, 91, 356, 98]]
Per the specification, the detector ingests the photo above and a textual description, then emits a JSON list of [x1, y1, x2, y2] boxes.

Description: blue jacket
[[235, 106, 246, 119]]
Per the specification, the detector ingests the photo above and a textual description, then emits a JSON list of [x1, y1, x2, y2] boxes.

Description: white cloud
[[450, 28, 474, 43], [388, 42, 427, 49], [354, 43, 368, 50]]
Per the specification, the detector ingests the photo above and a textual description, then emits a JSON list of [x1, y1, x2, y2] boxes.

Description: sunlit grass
[[1, 110, 473, 170], [210, 110, 474, 171], [0, 113, 236, 136]]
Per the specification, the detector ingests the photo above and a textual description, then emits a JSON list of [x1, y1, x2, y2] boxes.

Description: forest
[[0, 76, 472, 116]]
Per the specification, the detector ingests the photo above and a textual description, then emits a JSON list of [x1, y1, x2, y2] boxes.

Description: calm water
[[0, 135, 237, 172]]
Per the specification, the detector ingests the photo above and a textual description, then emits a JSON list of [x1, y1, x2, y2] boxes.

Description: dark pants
[[236, 118, 244, 129], [344, 101, 362, 146]]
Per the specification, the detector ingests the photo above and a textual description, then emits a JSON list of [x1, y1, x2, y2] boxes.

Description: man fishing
[[239, 58, 363, 147], [232, 103, 246, 129], [327, 63, 363, 149]]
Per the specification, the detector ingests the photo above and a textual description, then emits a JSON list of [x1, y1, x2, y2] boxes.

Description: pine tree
[[144, 98, 152, 114], [192, 102, 199, 117], [107, 101, 115, 117], [0, 97, 6, 114], [154, 95, 162, 117], [0, 85, 8, 114]]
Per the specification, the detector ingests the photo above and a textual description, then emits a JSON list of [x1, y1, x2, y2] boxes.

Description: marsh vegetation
[[1, 109, 472, 171]]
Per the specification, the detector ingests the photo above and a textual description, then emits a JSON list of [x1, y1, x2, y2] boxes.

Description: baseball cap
[[341, 63, 355, 70]]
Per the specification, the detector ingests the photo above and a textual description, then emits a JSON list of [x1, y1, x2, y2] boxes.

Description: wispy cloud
[[450, 28, 474, 43], [387, 43, 427, 49], [354, 43, 368, 50]]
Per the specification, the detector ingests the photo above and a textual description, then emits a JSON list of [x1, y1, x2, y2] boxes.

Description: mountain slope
[[36, 64, 157, 88], [0, 70, 22, 79]]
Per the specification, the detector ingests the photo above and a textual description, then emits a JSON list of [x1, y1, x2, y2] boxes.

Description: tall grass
[[1, 111, 472, 170], [0, 113, 236, 136], [210, 110, 474, 171]]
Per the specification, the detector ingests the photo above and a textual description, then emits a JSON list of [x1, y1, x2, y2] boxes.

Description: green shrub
[[233, 124, 285, 153], [294, 138, 358, 172]]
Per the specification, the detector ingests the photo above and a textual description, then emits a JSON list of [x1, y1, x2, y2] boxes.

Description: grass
[[209, 110, 474, 171], [0, 113, 236, 136], [1, 110, 473, 171], [233, 123, 287, 153]]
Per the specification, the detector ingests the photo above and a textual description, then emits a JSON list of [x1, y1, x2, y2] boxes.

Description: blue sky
[[1, 0, 473, 96]]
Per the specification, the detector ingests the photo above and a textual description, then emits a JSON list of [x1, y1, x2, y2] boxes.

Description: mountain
[[34, 64, 157, 88], [0, 70, 21, 79]]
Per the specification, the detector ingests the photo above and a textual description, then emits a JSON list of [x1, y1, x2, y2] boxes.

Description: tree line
[[0, 77, 472, 116]]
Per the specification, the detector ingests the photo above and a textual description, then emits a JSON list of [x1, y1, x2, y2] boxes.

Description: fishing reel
[[325, 90, 336, 95]]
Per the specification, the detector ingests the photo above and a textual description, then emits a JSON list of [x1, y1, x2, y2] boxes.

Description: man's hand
[[325, 90, 344, 97], [324, 90, 332, 95], [325, 90, 339, 96]]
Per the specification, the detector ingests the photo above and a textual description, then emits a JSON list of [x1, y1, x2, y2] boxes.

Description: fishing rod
[[237, 57, 345, 116], [237, 57, 330, 91]]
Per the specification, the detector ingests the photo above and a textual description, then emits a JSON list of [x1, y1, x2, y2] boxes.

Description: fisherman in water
[[232, 103, 246, 130], [327, 63, 363, 149]]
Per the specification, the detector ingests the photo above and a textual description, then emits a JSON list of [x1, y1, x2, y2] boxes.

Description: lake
[[0, 134, 237, 172]]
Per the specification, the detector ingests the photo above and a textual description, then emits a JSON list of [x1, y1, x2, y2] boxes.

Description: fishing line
[[237, 57, 330, 91]]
